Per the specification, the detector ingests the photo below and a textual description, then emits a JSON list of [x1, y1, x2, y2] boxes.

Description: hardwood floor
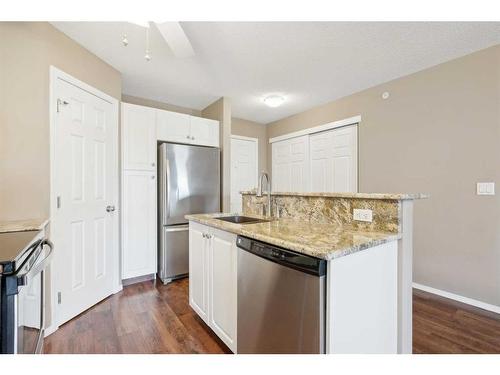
[[44, 278, 231, 354], [413, 289, 500, 354], [44, 279, 500, 354]]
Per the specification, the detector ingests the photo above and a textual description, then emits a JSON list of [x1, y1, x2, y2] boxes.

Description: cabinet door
[[209, 228, 237, 352], [156, 109, 191, 144], [122, 170, 157, 279], [122, 103, 156, 171], [189, 222, 209, 323], [190, 116, 220, 147]]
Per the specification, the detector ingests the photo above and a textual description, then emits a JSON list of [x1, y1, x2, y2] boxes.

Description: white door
[[122, 170, 157, 279], [121, 103, 156, 171], [272, 135, 309, 192], [156, 109, 191, 144], [230, 136, 258, 212], [309, 125, 358, 193], [52, 75, 118, 326], [209, 228, 237, 352], [189, 222, 209, 323], [190, 117, 220, 147], [331, 125, 357, 192]]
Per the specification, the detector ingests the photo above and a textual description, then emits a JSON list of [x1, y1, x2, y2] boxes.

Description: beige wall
[[267, 45, 500, 306], [0, 22, 122, 221], [202, 98, 232, 211], [121, 94, 202, 116], [231, 117, 268, 174]]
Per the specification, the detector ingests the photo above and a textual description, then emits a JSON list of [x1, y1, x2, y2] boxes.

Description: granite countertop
[[239, 190, 428, 201], [185, 213, 400, 260], [0, 218, 49, 234]]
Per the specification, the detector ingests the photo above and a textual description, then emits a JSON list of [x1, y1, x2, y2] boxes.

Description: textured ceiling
[[52, 22, 500, 124]]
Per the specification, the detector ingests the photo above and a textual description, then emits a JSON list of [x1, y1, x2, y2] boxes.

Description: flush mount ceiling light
[[263, 95, 285, 108]]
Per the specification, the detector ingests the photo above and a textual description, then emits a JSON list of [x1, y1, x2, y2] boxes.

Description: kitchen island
[[186, 191, 427, 354]]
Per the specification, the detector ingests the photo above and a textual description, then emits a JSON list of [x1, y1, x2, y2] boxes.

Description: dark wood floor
[[44, 279, 500, 354], [44, 278, 231, 354]]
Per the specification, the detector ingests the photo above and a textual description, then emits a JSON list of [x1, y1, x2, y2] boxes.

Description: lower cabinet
[[189, 222, 237, 352], [121, 170, 157, 279]]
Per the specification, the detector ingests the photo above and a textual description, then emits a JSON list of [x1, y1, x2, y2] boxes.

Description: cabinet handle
[[151, 162, 155, 167], [151, 175, 155, 180], [191, 136, 195, 140], [186, 135, 190, 139]]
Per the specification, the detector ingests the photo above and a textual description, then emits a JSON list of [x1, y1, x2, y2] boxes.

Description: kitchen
[[1, 8, 500, 369]]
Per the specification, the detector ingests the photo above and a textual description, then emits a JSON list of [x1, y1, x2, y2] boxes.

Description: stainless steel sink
[[215, 215, 270, 224]]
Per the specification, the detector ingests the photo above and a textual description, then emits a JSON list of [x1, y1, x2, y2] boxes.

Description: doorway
[[230, 135, 259, 213], [49, 67, 120, 331]]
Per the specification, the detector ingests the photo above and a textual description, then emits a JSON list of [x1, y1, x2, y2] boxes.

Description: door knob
[[106, 205, 115, 212]]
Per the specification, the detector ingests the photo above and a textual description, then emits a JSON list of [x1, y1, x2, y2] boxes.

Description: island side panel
[[397, 200, 414, 354], [327, 241, 398, 353]]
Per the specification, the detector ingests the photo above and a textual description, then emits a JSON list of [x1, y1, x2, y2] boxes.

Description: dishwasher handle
[[237, 236, 326, 277]]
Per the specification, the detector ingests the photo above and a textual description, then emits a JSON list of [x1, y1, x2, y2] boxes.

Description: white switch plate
[[353, 208, 373, 222], [477, 182, 495, 195]]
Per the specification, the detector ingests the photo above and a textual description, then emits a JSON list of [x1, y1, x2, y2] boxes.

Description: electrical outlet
[[353, 208, 373, 222]]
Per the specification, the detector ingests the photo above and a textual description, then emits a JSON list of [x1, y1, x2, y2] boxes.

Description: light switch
[[477, 182, 495, 195]]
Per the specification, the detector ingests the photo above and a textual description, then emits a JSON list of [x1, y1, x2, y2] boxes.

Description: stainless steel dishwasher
[[237, 236, 326, 354]]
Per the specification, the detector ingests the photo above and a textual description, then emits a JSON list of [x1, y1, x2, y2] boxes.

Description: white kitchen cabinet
[[190, 116, 219, 147], [156, 109, 191, 144], [121, 103, 157, 171], [156, 109, 219, 147], [189, 222, 237, 352], [189, 222, 209, 323], [272, 135, 309, 192], [121, 170, 157, 279], [209, 227, 237, 351]]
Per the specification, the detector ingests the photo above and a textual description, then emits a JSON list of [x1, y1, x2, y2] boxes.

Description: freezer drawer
[[158, 224, 189, 283]]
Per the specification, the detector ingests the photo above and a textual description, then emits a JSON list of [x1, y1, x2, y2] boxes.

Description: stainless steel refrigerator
[[158, 143, 220, 284]]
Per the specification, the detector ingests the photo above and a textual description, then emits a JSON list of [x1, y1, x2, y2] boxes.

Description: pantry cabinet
[[121, 103, 157, 171], [121, 103, 220, 282], [189, 222, 237, 352], [121, 170, 157, 279]]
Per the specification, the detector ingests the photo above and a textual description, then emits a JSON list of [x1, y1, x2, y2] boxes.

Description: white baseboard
[[413, 282, 500, 314], [44, 324, 58, 337]]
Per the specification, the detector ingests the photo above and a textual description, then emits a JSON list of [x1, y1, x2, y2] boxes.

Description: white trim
[[413, 283, 500, 314], [49, 66, 121, 333], [269, 115, 361, 143]]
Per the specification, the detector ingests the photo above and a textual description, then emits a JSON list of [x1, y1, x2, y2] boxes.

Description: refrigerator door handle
[[164, 224, 189, 232], [161, 157, 170, 224]]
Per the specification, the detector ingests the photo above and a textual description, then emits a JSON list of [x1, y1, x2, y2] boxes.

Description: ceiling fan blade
[[154, 22, 195, 58]]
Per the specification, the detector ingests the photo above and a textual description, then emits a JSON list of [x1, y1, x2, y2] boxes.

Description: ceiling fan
[[127, 21, 195, 60]]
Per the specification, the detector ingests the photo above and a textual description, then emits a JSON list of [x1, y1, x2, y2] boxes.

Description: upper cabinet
[[156, 109, 219, 147], [156, 110, 191, 144], [122, 103, 157, 171], [189, 116, 219, 147]]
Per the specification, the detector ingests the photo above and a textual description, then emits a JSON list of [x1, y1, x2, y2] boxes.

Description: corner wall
[[266, 45, 500, 306], [202, 98, 232, 211], [0, 22, 122, 221]]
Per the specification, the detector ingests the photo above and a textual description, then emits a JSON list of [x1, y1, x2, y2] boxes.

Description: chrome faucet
[[256, 171, 272, 217]]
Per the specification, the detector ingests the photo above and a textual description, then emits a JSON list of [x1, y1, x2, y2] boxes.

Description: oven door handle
[[14, 239, 54, 290]]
